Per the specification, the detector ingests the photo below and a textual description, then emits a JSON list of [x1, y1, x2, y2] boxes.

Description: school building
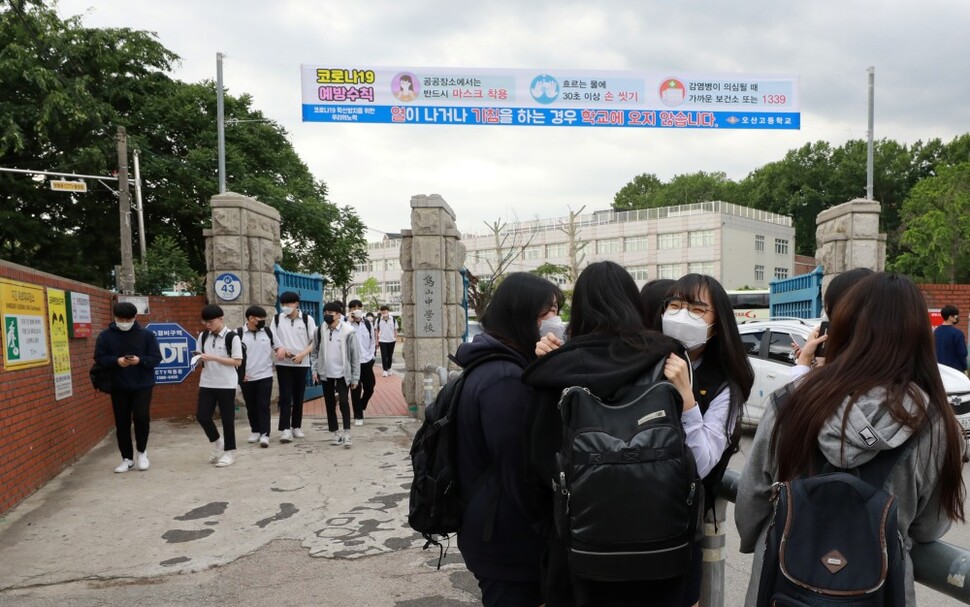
[[352, 201, 795, 306]]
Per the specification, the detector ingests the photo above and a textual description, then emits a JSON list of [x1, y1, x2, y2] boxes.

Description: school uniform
[[197, 327, 244, 450]]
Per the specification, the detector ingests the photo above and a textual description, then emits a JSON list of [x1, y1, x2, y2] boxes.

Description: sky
[[56, 0, 970, 240]]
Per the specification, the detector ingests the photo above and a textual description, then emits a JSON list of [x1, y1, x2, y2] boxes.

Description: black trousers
[[110, 387, 153, 460], [323, 377, 351, 432], [241, 376, 273, 436], [276, 365, 308, 430], [351, 359, 376, 419], [197, 387, 236, 450], [475, 575, 543, 607], [379, 341, 395, 372]]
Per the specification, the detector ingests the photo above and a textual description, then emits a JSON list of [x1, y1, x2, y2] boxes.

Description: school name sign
[[300, 65, 799, 130]]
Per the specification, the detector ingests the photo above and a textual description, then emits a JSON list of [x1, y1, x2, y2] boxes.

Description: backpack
[[407, 352, 522, 563], [553, 360, 701, 582], [233, 326, 275, 383], [201, 329, 246, 385], [89, 361, 113, 393], [756, 389, 911, 607]]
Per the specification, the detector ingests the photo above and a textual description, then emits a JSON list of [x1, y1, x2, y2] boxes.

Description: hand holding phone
[[816, 321, 830, 357]]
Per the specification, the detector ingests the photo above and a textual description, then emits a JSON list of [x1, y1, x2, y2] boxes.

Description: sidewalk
[[304, 367, 410, 417]]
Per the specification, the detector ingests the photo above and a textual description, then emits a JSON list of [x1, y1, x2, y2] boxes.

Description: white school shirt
[[239, 326, 275, 381], [198, 327, 244, 389], [679, 356, 737, 479], [376, 315, 396, 343], [323, 325, 346, 378], [274, 311, 317, 368], [352, 319, 375, 363]]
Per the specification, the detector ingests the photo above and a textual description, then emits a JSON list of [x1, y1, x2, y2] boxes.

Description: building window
[[774, 267, 789, 280], [688, 230, 714, 247], [385, 258, 399, 272], [596, 238, 621, 255], [546, 243, 567, 258], [624, 236, 648, 253], [775, 238, 789, 255], [629, 266, 649, 281], [384, 281, 401, 294], [353, 261, 369, 273], [658, 233, 683, 250], [688, 261, 714, 275], [755, 265, 764, 281], [755, 235, 765, 252], [658, 264, 682, 279]]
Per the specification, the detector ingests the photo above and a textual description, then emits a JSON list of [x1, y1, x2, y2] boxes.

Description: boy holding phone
[[196, 304, 243, 467]]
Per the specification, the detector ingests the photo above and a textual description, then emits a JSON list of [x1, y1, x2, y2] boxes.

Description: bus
[[727, 289, 770, 322]]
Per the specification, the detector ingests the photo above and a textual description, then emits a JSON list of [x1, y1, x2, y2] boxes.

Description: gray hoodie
[[735, 385, 952, 606]]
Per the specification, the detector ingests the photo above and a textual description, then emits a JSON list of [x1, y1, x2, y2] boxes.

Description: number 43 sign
[[215, 273, 242, 301]]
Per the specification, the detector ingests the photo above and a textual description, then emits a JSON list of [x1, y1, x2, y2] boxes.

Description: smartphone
[[124, 355, 136, 360], [816, 321, 830, 357]]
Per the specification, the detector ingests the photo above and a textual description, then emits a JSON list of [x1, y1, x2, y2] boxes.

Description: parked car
[[738, 319, 970, 441]]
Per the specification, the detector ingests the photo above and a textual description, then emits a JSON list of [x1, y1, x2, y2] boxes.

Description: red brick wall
[[920, 283, 970, 343], [0, 261, 205, 515]]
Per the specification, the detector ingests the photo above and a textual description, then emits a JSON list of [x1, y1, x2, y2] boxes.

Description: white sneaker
[[259, 434, 269, 448], [136, 451, 150, 471], [280, 429, 293, 443], [215, 451, 235, 467], [247, 432, 260, 443], [208, 438, 225, 463], [292, 427, 305, 439], [343, 434, 353, 448], [330, 432, 344, 446], [114, 459, 134, 473], [354, 419, 363, 427], [382, 370, 389, 377]]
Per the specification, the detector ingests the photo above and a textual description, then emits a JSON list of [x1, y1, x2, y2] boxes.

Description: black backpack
[[553, 360, 701, 582], [200, 330, 246, 385], [407, 352, 522, 562], [757, 389, 912, 607], [89, 361, 113, 393]]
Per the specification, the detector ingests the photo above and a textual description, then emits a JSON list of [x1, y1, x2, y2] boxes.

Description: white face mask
[[282, 305, 297, 316], [662, 309, 712, 350], [116, 321, 134, 332], [538, 315, 567, 341]]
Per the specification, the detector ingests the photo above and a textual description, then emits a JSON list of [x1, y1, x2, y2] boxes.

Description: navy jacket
[[94, 321, 163, 391], [454, 333, 545, 583], [935, 324, 968, 371]]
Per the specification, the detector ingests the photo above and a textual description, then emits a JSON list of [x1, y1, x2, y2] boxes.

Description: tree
[[612, 173, 663, 210], [466, 217, 538, 316], [134, 235, 203, 295], [557, 205, 588, 282], [531, 262, 570, 284], [355, 277, 382, 311], [891, 162, 970, 284]]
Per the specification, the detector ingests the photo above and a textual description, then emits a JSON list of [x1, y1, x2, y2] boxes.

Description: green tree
[[891, 162, 970, 284], [356, 276, 382, 311], [531, 262, 570, 284], [134, 235, 203, 295], [612, 173, 663, 210]]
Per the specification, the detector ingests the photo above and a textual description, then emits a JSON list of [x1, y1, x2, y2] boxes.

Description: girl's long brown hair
[[770, 272, 965, 521]]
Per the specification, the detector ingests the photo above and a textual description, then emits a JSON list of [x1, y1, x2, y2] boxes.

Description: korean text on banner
[[1, 278, 49, 370]]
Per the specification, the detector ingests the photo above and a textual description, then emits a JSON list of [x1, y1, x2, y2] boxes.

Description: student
[[936, 305, 968, 373], [525, 261, 691, 606], [196, 304, 243, 467], [375, 305, 397, 376], [93, 301, 163, 473], [736, 272, 966, 606], [454, 272, 564, 607], [348, 300, 376, 425], [640, 278, 676, 331], [239, 305, 276, 448], [311, 302, 360, 447], [273, 291, 317, 442]]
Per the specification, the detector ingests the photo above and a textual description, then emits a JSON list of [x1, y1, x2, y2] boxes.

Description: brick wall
[[0, 260, 205, 515], [920, 283, 970, 343]]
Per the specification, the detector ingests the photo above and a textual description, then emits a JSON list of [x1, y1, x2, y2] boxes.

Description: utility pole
[[866, 66, 875, 201], [217, 52, 227, 193], [133, 148, 147, 264], [116, 126, 136, 294]]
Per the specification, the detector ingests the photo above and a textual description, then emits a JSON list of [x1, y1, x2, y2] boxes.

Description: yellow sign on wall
[[47, 288, 73, 399], [1, 278, 49, 370]]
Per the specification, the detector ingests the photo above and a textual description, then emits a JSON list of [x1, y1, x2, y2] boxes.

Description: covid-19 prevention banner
[[300, 65, 799, 130]]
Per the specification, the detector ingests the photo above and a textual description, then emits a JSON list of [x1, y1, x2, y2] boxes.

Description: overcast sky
[[57, 0, 970, 239]]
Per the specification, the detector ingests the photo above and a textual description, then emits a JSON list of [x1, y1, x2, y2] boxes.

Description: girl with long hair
[[736, 272, 966, 605]]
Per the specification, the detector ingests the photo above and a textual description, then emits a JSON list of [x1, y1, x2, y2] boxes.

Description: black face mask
[[256, 319, 266, 330], [323, 314, 335, 326]]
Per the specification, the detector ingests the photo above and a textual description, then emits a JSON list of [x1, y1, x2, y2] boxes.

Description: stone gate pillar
[[204, 192, 283, 329], [815, 198, 887, 295], [401, 194, 466, 418]]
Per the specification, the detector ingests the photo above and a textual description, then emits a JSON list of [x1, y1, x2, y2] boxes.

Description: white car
[[737, 319, 970, 437]]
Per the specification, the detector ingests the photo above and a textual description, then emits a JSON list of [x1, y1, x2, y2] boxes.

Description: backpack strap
[[264, 325, 275, 348], [200, 329, 210, 353]]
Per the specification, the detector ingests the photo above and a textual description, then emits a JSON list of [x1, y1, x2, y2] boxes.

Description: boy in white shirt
[[273, 291, 317, 442], [311, 302, 360, 447], [347, 300, 376, 425], [196, 304, 243, 467], [239, 305, 276, 448], [375, 305, 397, 376]]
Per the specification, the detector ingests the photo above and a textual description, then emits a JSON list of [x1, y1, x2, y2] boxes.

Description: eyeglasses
[[664, 298, 712, 320]]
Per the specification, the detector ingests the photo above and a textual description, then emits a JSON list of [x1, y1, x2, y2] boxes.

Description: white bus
[[727, 289, 770, 322]]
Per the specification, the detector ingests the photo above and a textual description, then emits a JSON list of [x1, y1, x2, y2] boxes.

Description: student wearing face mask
[[660, 273, 754, 607], [94, 302, 163, 474], [273, 291, 317, 442], [311, 302, 360, 447], [239, 306, 278, 448]]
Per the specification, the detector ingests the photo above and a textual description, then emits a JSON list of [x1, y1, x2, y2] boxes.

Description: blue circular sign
[[215, 272, 242, 301], [529, 74, 560, 104]]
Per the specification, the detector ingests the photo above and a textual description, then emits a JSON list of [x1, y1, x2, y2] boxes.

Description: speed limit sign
[[215, 273, 242, 301]]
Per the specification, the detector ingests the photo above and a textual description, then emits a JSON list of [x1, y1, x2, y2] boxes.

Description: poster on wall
[[68, 291, 92, 338], [47, 288, 73, 399], [1, 278, 49, 370]]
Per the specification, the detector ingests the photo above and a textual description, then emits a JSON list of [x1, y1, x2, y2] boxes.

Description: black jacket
[[453, 333, 545, 583], [93, 321, 163, 391], [522, 331, 687, 607]]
